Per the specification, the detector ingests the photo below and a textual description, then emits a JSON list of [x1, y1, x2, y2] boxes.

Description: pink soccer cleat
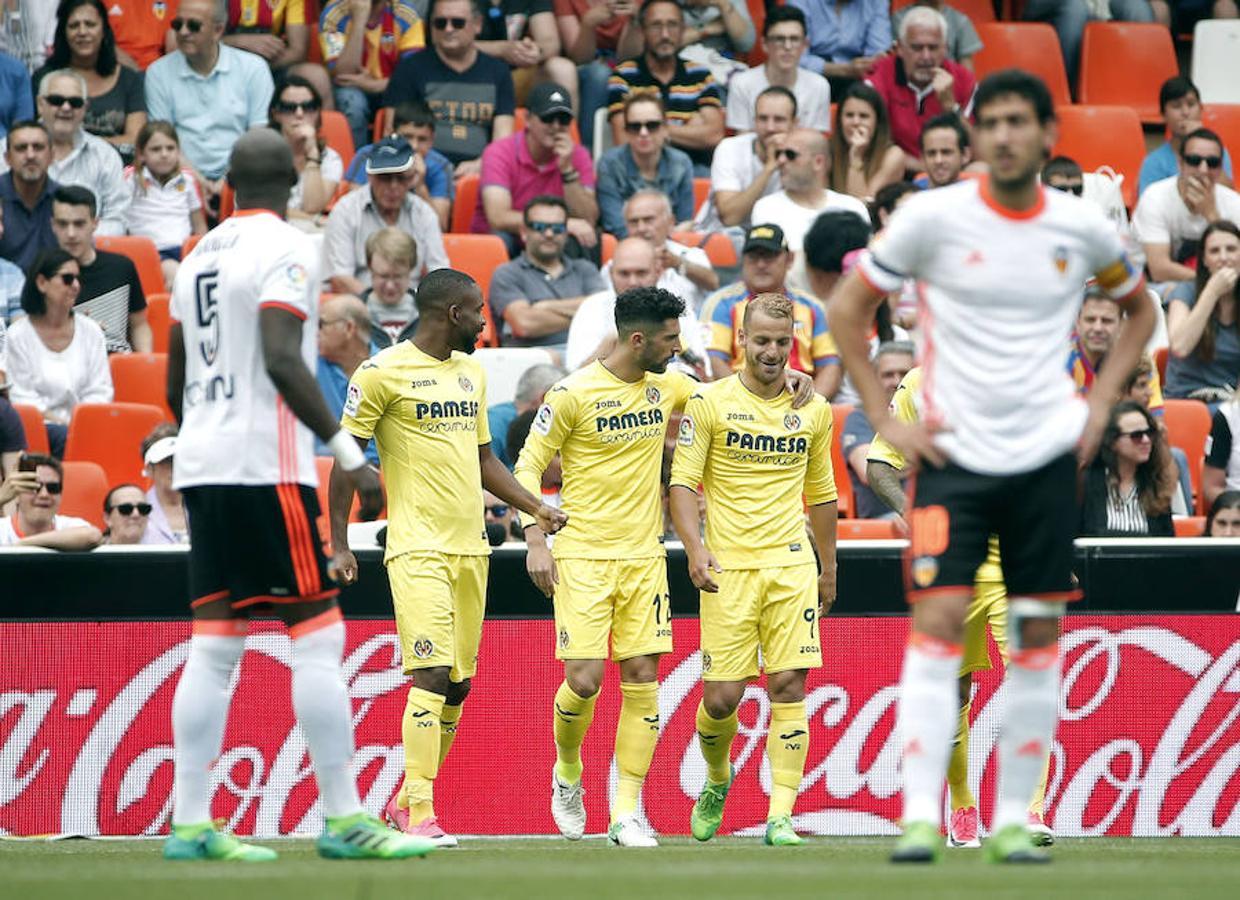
[[1027, 811, 1055, 847], [947, 806, 981, 848]]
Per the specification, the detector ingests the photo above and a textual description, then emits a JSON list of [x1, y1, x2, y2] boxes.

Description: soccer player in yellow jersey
[[867, 367, 1053, 849], [328, 268, 566, 847], [668, 292, 839, 848], [514, 287, 814, 847]]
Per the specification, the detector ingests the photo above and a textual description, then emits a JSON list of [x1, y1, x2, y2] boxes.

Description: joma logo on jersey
[[725, 431, 807, 453], [411, 378, 437, 388], [595, 409, 664, 432], [415, 400, 480, 419], [595, 399, 622, 409], [726, 412, 755, 421]]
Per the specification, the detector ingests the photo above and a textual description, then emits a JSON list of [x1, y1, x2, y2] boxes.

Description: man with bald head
[[145, 0, 275, 203], [751, 127, 870, 292], [317, 293, 380, 466], [565, 236, 708, 371], [617, 189, 716, 312], [163, 128, 418, 862]]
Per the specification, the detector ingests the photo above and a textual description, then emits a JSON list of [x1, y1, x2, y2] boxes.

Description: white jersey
[[0, 515, 93, 545], [857, 180, 1142, 476], [171, 210, 320, 489]]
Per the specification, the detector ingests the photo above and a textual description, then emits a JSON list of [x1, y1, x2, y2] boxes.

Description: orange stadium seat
[[444, 233, 507, 298], [145, 293, 171, 353], [1163, 399, 1213, 514], [320, 109, 356, 170], [672, 231, 737, 267], [830, 403, 855, 518], [693, 177, 710, 215], [181, 233, 203, 258], [1078, 23, 1178, 124], [452, 173, 480, 234], [1053, 105, 1144, 209], [1154, 345, 1168, 385], [59, 461, 109, 529], [373, 107, 392, 143], [838, 518, 900, 540], [973, 23, 1071, 108], [314, 456, 385, 524], [64, 402, 169, 487], [109, 353, 173, 420], [12, 404, 49, 454], [218, 182, 235, 220], [892, 0, 995, 24], [95, 235, 165, 297], [1173, 516, 1206, 537], [1202, 105, 1240, 162], [601, 232, 617, 265]]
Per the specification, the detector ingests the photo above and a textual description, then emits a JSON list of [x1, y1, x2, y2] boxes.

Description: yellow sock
[[947, 700, 977, 811], [612, 681, 659, 822], [767, 700, 808, 819], [1029, 754, 1050, 816], [400, 686, 443, 822], [553, 681, 598, 784], [695, 701, 738, 785], [438, 702, 463, 768]]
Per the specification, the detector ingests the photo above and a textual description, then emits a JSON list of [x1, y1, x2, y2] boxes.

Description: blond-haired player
[[669, 292, 838, 847], [867, 367, 1053, 850], [515, 286, 814, 847]]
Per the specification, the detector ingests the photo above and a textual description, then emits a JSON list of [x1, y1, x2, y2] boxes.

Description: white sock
[[897, 634, 964, 827], [994, 645, 1060, 831], [171, 633, 245, 826], [292, 618, 362, 820]]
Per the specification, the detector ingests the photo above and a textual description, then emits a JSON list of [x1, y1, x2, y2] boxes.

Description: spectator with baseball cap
[[474, 81, 598, 257], [324, 134, 449, 296], [140, 424, 187, 544]]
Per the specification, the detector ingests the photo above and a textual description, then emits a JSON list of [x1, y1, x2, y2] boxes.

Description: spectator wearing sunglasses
[[269, 75, 342, 225], [1079, 400, 1175, 537], [0, 70, 131, 237], [1134, 128, 1240, 287], [139, 425, 189, 544], [0, 452, 102, 548], [483, 488, 518, 545], [1043, 155, 1084, 197], [1139, 77, 1233, 199], [473, 81, 597, 254], [5, 248, 112, 457], [382, 0, 516, 180], [101, 482, 150, 544], [596, 93, 694, 237], [489, 194, 606, 351], [144, 0, 275, 201]]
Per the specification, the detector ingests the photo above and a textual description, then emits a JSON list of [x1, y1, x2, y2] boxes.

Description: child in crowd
[[123, 122, 207, 289]]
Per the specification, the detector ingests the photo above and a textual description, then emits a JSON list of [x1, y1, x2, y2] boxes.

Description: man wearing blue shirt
[[316, 294, 381, 467], [0, 51, 33, 139], [788, 0, 892, 92], [1139, 76, 1233, 198]]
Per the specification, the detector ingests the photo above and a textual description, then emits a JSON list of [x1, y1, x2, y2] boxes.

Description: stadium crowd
[[2, 0, 1240, 546]]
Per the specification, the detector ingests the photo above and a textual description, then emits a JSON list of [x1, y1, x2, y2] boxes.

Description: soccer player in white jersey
[[828, 70, 1155, 864], [163, 129, 434, 863]]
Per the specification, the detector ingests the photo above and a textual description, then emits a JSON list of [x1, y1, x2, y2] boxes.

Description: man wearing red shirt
[[865, 5, 974, 172]]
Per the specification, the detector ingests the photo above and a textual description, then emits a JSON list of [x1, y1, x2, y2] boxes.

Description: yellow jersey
[[867, 367, 1003, 582], [514, 361, 696, 560], [670, 374, 836, 569], [340, 342, 491, 562]]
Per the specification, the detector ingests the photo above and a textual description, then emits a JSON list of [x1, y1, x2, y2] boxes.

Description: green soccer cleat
[[690, 766, 734, 842], [317, 813, 438, 860], [163, 823, 278, 862], [764, 815, 805, 847], [985, 823, 1052, 865], [890, 820, 942, 864]]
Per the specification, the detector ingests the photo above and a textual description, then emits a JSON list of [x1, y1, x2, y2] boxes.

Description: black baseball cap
[[528, 82, 574, 119], [743, 223, 787, 254]]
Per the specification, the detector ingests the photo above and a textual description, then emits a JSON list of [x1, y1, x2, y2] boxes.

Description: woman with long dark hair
[[1166, 219, 1240, 408], [32, 0, 145, 156], [1080, 401, 1176, 536], [828, 83, 904, 201]]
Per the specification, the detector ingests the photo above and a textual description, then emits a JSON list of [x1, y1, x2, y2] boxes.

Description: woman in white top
[[270, 75, 343, 227], [4, 249, 113, 456]]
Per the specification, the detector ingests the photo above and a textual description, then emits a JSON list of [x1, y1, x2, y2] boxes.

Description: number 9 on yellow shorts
[[387, 552, 489, 680], [700, 563, 820, 682], [553, 557, 672, 661]]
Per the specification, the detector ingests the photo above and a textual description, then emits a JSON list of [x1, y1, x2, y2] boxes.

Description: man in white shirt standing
[[829, 70, 1154, 865], [0, 453, 101, 549], [725, 6, 831, 133], [615, 189, 716, 313], [752, 127, 870, 292], [1133, 127, 1240, 287]]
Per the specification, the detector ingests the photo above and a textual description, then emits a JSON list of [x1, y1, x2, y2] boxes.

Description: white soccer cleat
[[551, 771, 587, 840], [1027, 811, 1055, 847], [607, 815, 658, 848]]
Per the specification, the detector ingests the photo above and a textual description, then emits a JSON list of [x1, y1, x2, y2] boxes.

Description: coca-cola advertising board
[[2, 616, 1238, 837]]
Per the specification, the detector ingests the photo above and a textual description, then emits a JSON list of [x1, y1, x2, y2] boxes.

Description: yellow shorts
[[387, 552, 489, 681], [554, 556, 672, 661], [700, 563, 821, 682], [961, 576, 1008, 675]]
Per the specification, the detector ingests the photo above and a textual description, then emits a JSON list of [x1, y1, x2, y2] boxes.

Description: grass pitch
[[3, 836, 1238, 900]]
